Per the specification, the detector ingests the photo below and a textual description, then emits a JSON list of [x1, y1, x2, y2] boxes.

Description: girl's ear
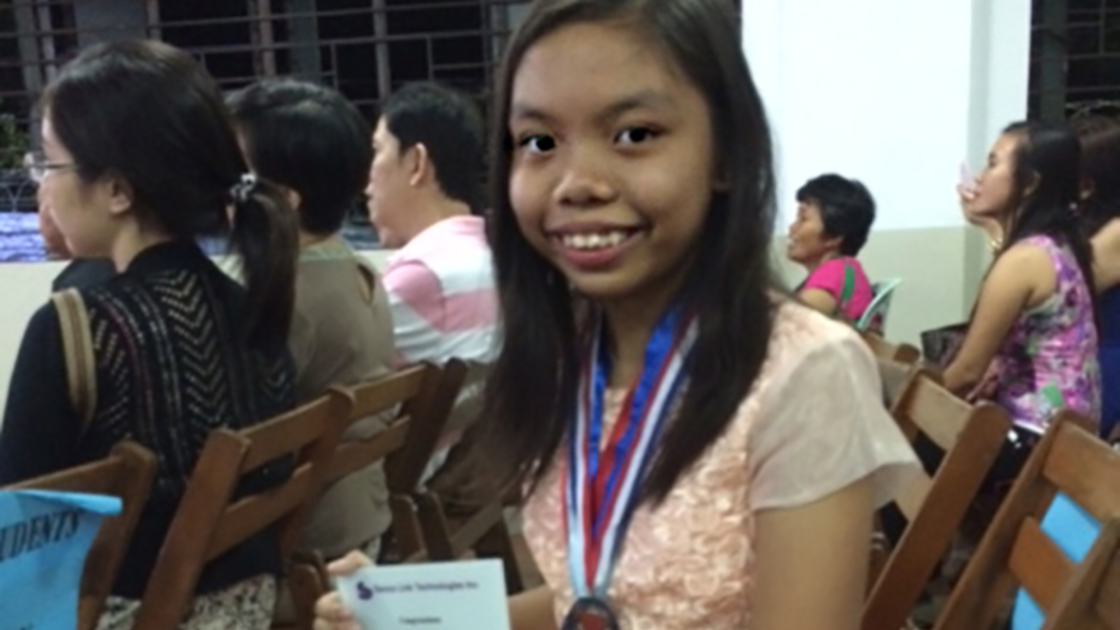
[[1022, 170, 1041, 198]]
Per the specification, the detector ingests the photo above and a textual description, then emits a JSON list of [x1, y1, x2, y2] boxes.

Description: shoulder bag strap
[[50, 289, 97, 428]]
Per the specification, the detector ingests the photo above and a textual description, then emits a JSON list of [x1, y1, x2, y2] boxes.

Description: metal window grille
[[1029, 0, 1120, 121], [0, 0, 746, 212], [0, 0, 532, 210]]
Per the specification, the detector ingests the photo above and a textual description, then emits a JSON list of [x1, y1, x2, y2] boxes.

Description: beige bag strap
[[51, 289, 97, 428]]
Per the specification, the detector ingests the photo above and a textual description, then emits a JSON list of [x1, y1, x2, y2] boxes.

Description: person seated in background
[[27, 153, 115, 291], [228, 80, 396, 567], [787, 173, 876, 322], [365, 82, 498, 482], [1072, 115, 1120, 440], [0, 41, 299, 629], [948, 121, 1100, 437], [367, 82, 497, 368]]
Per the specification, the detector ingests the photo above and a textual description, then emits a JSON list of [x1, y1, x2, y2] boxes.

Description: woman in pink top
[[787, 174, 876, 322], [314, 1, 915, 629]]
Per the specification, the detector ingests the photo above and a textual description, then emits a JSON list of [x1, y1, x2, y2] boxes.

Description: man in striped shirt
[[365, 83, 498, 369]]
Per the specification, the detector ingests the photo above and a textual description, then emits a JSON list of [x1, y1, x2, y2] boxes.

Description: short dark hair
[[796, 174, 876, 256], [380, 82, 484, 212], [227, 79, 372, 235]]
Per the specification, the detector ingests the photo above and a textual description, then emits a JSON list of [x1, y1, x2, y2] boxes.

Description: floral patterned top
[[992, 235, 1101, 433], [523, 303, 918, 630]]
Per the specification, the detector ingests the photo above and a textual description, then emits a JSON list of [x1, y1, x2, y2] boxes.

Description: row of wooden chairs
[[863, 366, 1011, 630], [2, 360, 522, 630], [932, 412, 1120, 630], [860, 332, 1120, 630]]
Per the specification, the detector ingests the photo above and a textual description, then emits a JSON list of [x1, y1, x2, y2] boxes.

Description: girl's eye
[[518, 134, 556, 154], [616, 126, 660, 146]]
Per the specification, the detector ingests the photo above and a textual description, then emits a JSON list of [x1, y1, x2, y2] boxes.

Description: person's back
[[288, 238, 395, 557], [1076, 118, 1120, 439], [290, 239, 393, 404], [0, 40, 299, 628], [798, 257, 873, 323], [69, 241, 294, 597], [384, 214, 497, 366], [1097, 282, 1120, 440], [992, 234, 1100, 430], [228, 79, 397, 566], [364, 83, 497, 476]]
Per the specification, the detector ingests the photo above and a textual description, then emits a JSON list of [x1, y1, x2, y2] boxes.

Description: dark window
[[1030, 0, 1120, 121]]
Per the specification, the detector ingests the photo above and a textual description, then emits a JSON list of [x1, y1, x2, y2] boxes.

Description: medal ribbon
[[565, 305, 697, 598]]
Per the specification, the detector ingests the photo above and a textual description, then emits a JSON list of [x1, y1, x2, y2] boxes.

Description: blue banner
[[0, 490, 122, 630]]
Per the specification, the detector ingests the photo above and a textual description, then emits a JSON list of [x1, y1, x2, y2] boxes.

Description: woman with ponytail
[[0, 40, 298, 628]]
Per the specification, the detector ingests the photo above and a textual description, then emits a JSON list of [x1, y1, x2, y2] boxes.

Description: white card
[[336, 559, 511, 630]]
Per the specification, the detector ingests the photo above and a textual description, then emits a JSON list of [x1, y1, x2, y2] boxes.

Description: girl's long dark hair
[[999, 121, 1097, 316], [43, 40, 298, 350], [476, 0, 778, 504]]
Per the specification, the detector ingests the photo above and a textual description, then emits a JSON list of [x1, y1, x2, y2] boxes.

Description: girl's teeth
[[562, 231, 631, 250]]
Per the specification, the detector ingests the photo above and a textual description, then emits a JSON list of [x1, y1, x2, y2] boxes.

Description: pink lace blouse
[[523, 303, 917, 629]]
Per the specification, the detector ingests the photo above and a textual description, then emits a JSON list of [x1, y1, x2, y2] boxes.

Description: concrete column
[[72, 0, 147, 48], [287, 0, 322, 81]]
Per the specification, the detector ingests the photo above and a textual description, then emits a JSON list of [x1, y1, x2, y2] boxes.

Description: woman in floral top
[[949, 121, 1100, 432]]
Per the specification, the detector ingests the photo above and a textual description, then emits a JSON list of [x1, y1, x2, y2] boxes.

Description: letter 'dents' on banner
[[0, 490, 122, 630]]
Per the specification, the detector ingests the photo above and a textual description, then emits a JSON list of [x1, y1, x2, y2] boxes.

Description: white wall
[[743, 0, 1031, 343], [0, 1, 1036, 412], [743, 0, 1030, 233]]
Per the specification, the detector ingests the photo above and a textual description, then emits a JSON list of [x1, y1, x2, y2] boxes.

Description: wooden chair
[[862, 369, 1012, 630], [5, 441, 157, 630], [131, 393, 352, 630], [1046, 519, 1120, 630], [931, 412, 1120, 630], [414, 360, 526, 594], [286, 363, 444, 628], [380, 360, 464, 562]]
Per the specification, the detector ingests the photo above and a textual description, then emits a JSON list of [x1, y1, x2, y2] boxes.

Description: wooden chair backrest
[[385, 360, 467, 495], [6, 441, 157, 630], [863, 370, 1012, 630], [1045, 519, 1120, 630], [325, 363, 440, 483], [442, 360, 490, 439], [132, 393, 351, 630], [933, 412, 1120, 630]]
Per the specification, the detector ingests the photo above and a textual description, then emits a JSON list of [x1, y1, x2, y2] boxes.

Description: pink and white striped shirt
[[383, 215, 498, 367]]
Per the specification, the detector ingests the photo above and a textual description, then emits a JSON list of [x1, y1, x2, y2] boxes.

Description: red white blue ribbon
[[565, 306, 697, 598]]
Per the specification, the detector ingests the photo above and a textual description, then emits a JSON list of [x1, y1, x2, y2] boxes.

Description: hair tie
[[229, 173, 258, 205]]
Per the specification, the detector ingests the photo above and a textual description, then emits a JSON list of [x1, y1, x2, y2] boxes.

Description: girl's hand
[[313, 551, 374, 630], [965, 361, 1000, 403], [958, 183, 1003, 246]]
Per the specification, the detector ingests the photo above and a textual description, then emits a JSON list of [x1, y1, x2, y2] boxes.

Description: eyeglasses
[[24, 152, 77, 184]]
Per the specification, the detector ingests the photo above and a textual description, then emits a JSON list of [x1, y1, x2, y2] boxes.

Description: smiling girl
[[314, 1, 915, 629]]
